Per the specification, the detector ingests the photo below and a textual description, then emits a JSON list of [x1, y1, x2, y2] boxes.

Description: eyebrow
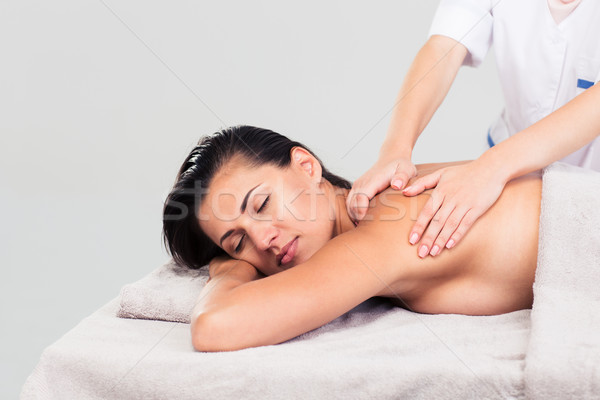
[[219, 183, 261, 247]]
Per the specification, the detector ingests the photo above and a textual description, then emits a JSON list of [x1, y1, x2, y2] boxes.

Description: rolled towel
[[117, 260, 209, 323], [524, 162, 600, 399]]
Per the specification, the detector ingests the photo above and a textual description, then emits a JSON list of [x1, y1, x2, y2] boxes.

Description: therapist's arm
[[483, 82, 600, 181], [347, 35, 468, 221], [404, 81, 600, 257]]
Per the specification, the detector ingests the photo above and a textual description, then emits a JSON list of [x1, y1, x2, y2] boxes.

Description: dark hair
[[162, 125, 352, 270]]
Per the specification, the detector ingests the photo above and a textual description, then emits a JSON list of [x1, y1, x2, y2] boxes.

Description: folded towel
[[117, 260, 209, 323], [524, 162, 600, 399]]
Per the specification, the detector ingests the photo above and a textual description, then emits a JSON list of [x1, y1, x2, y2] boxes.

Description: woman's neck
[[324, 183, 356, 238]]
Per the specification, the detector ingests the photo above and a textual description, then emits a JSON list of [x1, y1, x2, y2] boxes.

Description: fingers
[[408, 192, 443, 250], [444, 209, 479, 249], [402, 171, 441, 197], [346, 190, 371, 222], [430, 207, 467, 251], [402, 161, 502, 257], [347, 176, 391, 222], [391, 164, 417, 190], [418, 207, 480, 258], [349, 158, 417, 220], [414, 201, 454, 258], [426, 206, 470, 256], [390, 173, 409, 190]]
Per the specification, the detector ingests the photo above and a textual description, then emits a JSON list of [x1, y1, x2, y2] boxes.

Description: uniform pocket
[[575, 56, 600, 95]]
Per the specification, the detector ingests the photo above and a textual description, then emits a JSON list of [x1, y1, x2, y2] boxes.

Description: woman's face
[[198, 148, 338, 276]]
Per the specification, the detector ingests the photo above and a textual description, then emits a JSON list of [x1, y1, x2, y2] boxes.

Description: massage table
[[21, 163, 600, 399]]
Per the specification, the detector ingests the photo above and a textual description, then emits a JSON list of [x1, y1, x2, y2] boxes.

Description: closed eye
[[257, 195, 270, 213], [234, 233, 245, 253], [233, 195, 268, 254]]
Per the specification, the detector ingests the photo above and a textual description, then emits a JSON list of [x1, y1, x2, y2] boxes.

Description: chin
[[294, 244, 320, 266], [281, 237, 328, 270], [281, 255, 304, 271]]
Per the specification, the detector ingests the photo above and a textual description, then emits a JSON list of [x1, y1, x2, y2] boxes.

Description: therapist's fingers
[[390, 171, 411, 190], [347, 184, 381, 221], [416, 202, 455, 258], [408, 190, 444, 248], [346, 191, 371, 222], [347, 169, 392, 221], [349, 157, 417, 221], [429, 206, 470, 255], [390, 162, 417, 190], [402, 171, 441, 197], [446, 209, 480, 249]]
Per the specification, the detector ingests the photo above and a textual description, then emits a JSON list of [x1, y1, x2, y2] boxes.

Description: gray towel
[[117, 260, 208, 323], [524, 162, 600, 399]]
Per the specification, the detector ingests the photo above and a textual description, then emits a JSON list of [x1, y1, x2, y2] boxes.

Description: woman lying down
[[162, 125, 541, 352]]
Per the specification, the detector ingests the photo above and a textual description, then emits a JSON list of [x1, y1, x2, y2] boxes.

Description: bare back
[[359, 161, 542, 315], [192, 162, 543, 350]]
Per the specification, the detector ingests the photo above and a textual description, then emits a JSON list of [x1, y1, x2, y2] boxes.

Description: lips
[[277, 237, 298, 266]]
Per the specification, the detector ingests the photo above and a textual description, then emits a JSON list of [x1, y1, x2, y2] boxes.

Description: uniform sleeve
[[428, 0, 494, 68]]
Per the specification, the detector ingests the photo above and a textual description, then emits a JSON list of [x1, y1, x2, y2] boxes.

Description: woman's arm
[[191, 257, 263, 350], [191, 228, 403, 352], [403, 81, 600, 257]]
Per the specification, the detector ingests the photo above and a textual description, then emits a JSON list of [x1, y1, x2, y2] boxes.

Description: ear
[[290, 146, 323, 183]]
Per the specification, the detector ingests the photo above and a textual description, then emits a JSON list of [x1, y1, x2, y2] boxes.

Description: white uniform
[[429, 0, 600, 170]]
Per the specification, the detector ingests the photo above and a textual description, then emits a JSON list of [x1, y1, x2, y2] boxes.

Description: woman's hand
[[402, 160, 508, 257], [208, 255, 233, 279], [207, 255, 261, 283], [347, 156, 417, 222]]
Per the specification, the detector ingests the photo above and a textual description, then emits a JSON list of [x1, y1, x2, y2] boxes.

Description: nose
[[247, 222, 278, 252]]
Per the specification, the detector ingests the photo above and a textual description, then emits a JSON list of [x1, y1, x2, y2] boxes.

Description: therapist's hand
[[347, 156, 417, 222], [402, 160, 508, 257]]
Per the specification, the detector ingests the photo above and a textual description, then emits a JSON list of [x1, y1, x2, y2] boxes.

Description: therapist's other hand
[[347, 157, 417, 222], [402, 161, 507, 258]]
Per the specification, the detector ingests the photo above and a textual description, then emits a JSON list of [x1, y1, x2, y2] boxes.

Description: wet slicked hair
[[162, 125, 351, 270]]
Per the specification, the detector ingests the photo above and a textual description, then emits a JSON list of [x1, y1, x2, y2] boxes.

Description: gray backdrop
[[0, 1, 502, 398]]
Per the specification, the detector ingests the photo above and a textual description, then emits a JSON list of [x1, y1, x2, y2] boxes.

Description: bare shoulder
[[361, 161, 542, 227], [351, 162, 463, 256], [352, 161, 542, 289], [358, 165, 437, 226]]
